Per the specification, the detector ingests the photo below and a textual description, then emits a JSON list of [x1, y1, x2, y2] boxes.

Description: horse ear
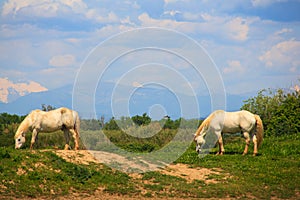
[[21, 131, 25, 137]]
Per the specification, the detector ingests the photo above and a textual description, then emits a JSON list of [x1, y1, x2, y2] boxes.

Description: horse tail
[[73, 111, 80, 137], [254, 114, 264, 148]]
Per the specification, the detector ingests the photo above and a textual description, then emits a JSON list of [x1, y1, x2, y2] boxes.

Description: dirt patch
[[53, 150, 229, 184], [17, 168, 26, 176], [160, 163, 227, 184], [53, 150, 166, 172], [54, 150, 99, 165], [48, 150, 233, 200]]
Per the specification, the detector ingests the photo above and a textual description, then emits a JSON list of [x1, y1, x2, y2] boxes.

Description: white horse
[[14, 107, 80, 150], [194, 110, 263, 156]]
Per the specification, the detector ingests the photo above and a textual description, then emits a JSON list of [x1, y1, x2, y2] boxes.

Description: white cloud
[[259, 39, 300, 72], [163, 10, 181, 17], [164, 0, 179, 4], [1, 0, 299, 97], [138, 13, 250, 42], [251, 0, 288, 7], [223, 60, 245, 74], [225, 17, 249, 41], [37, 66, 78, 88], [60, 0, 87, 13], [120, 16, 136, 26], [1, 0, 88, 17], [274, 28, 293, 36], [0, 77, 47, 103], [49, 54, 76, 67], [86, 10, 120, 23], [201, 14, 251, 41], [138, 12, 189, 29], [132, 81, 143, 88]]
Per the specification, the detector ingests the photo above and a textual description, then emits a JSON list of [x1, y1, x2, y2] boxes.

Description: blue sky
[[0, 0, 300, 97]]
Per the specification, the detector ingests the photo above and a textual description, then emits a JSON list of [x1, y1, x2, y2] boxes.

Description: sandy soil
[[51, 150, 231, 200]]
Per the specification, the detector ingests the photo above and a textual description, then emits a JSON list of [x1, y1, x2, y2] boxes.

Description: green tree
[[131, 113, 151, 126], [160, 118, 181, 129], [267, 92, 300, 136], [42, 104, 56, 111], [103, 117, 120, 130], [242, 88, 300, 136]]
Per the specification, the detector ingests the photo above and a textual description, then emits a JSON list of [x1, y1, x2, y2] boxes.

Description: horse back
[[58, 107, 77, 129], [29, 107, 76, 131], [215, 110, 256, 133], [228, 110, 255, 132]]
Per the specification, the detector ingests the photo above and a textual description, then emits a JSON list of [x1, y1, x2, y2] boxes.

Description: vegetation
[[0, 148, 136, 199], [0, 86, 299, 199], [131, 113, 151, 126], [0, 132, 299, 199], [41, 104, 56, 112], [242, 87, 300, 136]]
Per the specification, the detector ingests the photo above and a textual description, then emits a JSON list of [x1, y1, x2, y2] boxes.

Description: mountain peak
[[0, 77, 48, 103]]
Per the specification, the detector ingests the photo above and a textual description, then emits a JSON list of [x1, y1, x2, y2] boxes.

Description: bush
[[103, 117, 120, 130], [267, 92, 300, 136], [131, 113, 151, 126], [242, 87, 300, 136]]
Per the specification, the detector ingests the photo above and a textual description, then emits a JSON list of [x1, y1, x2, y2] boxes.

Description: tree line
[[1, 85, 299, 137], [81, 114, 192, 130]]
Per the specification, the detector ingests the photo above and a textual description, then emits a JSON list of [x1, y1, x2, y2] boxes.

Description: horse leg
[[243, 132, 250, 155], [216, 132, 225, 155], [30, 129, 38, 150], [63, 129, 70, 150], [70, 129, 79, 150], [253, 135, 258, 156]]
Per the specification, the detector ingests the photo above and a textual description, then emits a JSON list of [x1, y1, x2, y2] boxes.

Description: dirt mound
[[51, 150, 232, 200], [54, 150, 164, 172], [53, 150, 228, 183]]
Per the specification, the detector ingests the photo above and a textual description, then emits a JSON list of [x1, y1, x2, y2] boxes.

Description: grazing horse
[[194, 110, 263, 156], [14, 107, 80, 150]]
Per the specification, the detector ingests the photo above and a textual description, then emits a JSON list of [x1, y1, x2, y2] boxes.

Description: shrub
[[242, 87, 300, 136]]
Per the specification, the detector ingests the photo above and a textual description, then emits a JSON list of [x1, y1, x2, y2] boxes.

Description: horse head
[[194, 135, 205, 154], [15, 130, 26, 149]]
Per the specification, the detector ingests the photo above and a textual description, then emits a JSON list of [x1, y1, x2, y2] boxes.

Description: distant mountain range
[[0, 83, 254, 120], [0, 78, 48, 103]]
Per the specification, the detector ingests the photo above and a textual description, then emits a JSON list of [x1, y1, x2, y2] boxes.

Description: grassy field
[[0, 129, 299, 199]]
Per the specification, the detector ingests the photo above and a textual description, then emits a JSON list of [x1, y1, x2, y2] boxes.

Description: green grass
[[176, 133, 300, 199], [0, 148, 138, 199], [0, 130, 299, 199]]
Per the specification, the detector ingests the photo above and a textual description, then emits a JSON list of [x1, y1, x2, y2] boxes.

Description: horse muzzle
[[196, 145, 202, 154], [15, 142, 23, 149]]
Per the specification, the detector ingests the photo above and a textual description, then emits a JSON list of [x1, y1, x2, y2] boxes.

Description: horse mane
[[194, 110, 220, 139], [14, 113, 31, 139]]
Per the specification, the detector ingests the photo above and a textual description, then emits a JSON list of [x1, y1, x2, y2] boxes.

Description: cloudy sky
[[1, 0, 300, 98]]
